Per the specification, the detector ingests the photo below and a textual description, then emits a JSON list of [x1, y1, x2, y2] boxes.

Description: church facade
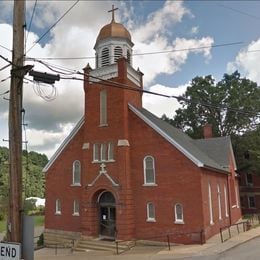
[[43, 10, 241, 244]]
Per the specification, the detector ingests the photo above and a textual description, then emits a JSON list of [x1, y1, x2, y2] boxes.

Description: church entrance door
[[98, 191, 116, 239]]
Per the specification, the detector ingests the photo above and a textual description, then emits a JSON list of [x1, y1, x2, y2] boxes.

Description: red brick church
[[43, 8, 241, 244]]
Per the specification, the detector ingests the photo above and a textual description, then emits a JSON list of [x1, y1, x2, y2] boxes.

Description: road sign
[[0, 242, 21, 260]]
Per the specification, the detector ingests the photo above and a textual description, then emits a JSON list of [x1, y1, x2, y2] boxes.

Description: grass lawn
[[0, 215, 44, 233]]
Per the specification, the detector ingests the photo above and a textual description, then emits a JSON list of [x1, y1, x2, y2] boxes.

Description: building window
[[100, 143, 107, 161], [100, 90, 107, 126], [217, 185, 222, 220], [248, 196, 256, 208], [55, 199, 61, 215], [246, 173, 253, 186], [224, 184, 229, 217], [143, 156, 155, 185], [108, 142, 114, 161], [93, 142, 115, 162], [208, 183, 214, 225], [101, 47, 109, 67], [73, 200, 80, 216], [174, 203, 184, 224], [114, 46, 123, 62], [72, 160, 81, 185], [93, 143, 99, 162], [146, 202, 155, 222]]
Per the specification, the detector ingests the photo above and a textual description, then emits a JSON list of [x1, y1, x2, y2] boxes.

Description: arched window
[[55, 199, 61, 215], [174, 203, 184, 224], [73, 200, 80, 216], [100, 89, 107, 126], [208, 183, 214, 225], [114, 46, 123, 62], [101, 47, 110, 67], [127, 49, 131, 64], [72, 160, 81, 185], [146, 202, 155, 221], [143, 156, 155, 185], [224, 184, 229, 217], [217, 185, 222, 220]]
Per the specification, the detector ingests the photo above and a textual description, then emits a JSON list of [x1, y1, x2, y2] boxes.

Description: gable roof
[[195, 137, 237, 171], [43, 105, 235, 175], [129, 103, 232, 174]]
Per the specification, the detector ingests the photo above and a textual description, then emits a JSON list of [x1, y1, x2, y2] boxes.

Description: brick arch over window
[[143, 156, 155, 185], [72, 160, 81, 185], [174, 203, 184, 224]]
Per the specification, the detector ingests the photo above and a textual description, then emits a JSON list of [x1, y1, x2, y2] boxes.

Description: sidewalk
[[34, 226, 260, 259]]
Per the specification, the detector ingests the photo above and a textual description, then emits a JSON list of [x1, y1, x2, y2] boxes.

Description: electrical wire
[[25, 56, 260, 117], [0, 76, 11, 83], [218, 3, 260, 21], [26, 41, 244, 61], [26, 0, 80, 54], [59, 70, 260, 118], [0, 44, 12, 52], [0, 64, 11, 72], [0, 90, 9, 96], [25, 0, 38, 47]]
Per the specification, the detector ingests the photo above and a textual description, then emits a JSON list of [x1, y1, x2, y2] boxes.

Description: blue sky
[[0, 0, 259, 157]]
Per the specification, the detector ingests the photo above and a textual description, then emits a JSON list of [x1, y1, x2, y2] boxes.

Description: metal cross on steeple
[[108, 5, 118, 22]]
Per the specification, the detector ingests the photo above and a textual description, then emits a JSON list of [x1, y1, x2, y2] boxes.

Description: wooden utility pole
[[8, 0, 25, 243]]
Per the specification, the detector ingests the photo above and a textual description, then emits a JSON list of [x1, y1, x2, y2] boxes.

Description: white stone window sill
[[143, 183, 157, 187], [99, 124, 108, 127], [55, 212, 61, 215], [92, 160, 115, 164], [71, 183, 81, 187], [174, 220, 184, 224], [72, 213, 80, 217], [210, 221, 214, 225], [146, 218, 156, 222]]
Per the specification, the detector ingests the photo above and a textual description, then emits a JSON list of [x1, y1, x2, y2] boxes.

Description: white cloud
[[227, 39, 260, 84], [190, 26, 199, 35], [0, 1, 213, 157], [143, 84, 187, 118], [132, 1, 191, 42]]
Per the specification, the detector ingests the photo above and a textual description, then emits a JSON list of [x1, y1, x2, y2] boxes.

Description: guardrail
[[115, 230, 204, 255], [219, 220, 249, 243], [44, 239, 75, 255]]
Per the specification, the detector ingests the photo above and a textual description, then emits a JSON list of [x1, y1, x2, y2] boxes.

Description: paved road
[[180, 236, 260, 260]]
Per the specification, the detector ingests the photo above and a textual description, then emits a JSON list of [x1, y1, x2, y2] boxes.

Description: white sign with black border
[[0, 242, 21, 260]]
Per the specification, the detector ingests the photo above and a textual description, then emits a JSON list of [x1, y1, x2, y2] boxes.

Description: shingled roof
[[43, 104, 235, 174], [129, 104, 234, 174]]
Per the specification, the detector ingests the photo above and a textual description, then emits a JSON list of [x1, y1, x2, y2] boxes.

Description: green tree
[[172, 71, 260, 138], [0, 146, 48, 203]]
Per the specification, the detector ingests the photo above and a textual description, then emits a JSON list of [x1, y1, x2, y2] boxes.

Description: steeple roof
[[95, 5, 132, 47]]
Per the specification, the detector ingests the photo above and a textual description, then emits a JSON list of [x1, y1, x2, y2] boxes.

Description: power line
[[26, 0, 80, 54], [26, 57, 260, 117], [218, 3, 260, 21], [0, 76, 11, 83], [0, 90, 9, 96], [0, 44, 12, 52], [25, 0, 38, 47], [26, 41, 244, 61]]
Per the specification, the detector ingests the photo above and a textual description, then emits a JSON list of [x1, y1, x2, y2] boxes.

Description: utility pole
[[8, 0, 26, 243]]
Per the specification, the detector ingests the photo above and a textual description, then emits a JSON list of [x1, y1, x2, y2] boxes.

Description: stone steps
[[74, 237, 135, 253], [44, 229, 80, 248]]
